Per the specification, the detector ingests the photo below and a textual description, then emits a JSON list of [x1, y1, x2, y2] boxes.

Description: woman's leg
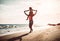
[[29, 20, 33, 32]]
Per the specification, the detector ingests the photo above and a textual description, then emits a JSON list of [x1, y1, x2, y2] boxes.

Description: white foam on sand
[[33, 25, 53, 31], [0, 25, 53, 37], [0, 27, 30, 37]]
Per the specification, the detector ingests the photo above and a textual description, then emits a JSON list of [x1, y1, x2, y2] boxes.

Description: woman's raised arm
[[24, 10, 29, 16], [33, 10, 37, 16]]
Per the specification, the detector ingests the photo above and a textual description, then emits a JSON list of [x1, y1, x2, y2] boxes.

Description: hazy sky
[[0, 0, 60, 25]]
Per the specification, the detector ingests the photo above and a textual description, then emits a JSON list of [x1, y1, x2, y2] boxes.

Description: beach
[[0, 25, 60, 41]]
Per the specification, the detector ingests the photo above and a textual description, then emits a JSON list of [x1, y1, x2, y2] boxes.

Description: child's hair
[[29, 7, 32, 10]]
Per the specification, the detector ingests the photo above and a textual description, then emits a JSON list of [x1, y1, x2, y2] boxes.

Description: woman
[[24, 7, 37, 32]]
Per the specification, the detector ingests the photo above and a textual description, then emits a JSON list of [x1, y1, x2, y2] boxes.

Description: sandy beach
[[22, 26, 60, 41], [0, 25, 60, 41]]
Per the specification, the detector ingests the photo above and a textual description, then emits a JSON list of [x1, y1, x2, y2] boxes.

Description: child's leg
[[26, 16, 28, 20]]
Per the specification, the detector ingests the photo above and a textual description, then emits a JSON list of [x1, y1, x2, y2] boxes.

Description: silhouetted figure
[[24, 7, 37, 32]]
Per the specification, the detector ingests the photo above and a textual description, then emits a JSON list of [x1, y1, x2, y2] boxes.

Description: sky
[[0, 0, 60, 25]]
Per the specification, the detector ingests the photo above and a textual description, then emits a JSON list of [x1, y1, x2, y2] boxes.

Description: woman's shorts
[[29, 20, 33, 26]]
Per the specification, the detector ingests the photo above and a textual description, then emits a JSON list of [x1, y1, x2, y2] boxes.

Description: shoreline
[[0, 26, 60, 41]]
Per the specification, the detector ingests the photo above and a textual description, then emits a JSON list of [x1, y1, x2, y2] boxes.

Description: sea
[[0, 24, 29, 34]]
